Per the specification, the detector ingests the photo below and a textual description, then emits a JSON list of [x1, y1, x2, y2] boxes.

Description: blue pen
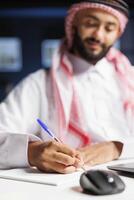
[[37, 118, 61, 142]]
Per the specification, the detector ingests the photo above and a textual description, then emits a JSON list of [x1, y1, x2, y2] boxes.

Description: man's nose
[[93, 26, 105, 42]]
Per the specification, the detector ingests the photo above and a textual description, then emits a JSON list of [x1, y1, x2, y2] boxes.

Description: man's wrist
[[28, 141, 43, 166]]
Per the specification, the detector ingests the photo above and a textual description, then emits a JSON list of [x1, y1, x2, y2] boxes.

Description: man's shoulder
[[16, 69, 51, 90], [107, 47, 131, 66], [26, 68, 50, 82]]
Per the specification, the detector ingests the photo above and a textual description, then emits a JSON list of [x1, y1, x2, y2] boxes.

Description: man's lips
[[86, 41, 102, 50]]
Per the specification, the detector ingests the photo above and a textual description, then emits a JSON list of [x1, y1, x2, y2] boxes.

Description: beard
[[70, 31, 112, 64]]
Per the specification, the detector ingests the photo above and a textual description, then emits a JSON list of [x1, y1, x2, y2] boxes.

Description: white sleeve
[[118, 105, 134, 159], [119, 137, 134, 159], [0, 70, 45, 169]]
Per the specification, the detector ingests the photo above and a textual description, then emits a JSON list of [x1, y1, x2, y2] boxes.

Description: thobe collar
[[66, 52, 108, 75]]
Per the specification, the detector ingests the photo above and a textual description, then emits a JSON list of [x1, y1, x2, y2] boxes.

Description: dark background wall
[[0, 0, 133, 8], [0, 0, 133, 101]]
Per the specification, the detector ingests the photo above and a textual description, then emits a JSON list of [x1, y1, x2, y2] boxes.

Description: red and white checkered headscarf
[[65, 1, 129, 48]]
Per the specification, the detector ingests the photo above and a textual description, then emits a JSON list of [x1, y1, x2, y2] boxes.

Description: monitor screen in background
[[0, 37, 22, 72], [41, 39, 61, 68]]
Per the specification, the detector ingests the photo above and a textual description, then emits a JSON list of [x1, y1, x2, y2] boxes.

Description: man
[[0, 0, 133, 173]]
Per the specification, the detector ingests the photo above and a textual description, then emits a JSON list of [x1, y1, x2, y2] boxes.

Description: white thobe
[[0, 53, 133, 169]]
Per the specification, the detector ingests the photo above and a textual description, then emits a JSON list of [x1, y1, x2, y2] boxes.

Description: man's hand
[[78, 141, 123, 167], [28, 141, 83, 174]]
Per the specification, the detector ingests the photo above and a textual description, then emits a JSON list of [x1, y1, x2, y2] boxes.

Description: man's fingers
[[44, 141, 76, 157], [86, 158, 98, 166], [54, 142, 77, 157], [40, 141, 82, 166], [45, 151, 83, 167], [44, 151, 77, 166], [86, 155, 109, 166], [41, 161, 77, 174]]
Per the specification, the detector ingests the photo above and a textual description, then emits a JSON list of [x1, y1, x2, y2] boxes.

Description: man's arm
[[78, 141, 123, 166], [0, 70, 45, 169]]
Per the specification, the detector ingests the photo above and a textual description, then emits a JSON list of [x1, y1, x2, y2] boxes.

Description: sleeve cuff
[[0, 133, 41, 169], [118, 138, 134, 159]]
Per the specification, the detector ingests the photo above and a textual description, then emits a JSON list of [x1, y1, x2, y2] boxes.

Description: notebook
[[0, 167, 82, 186], [107, 162, 134, 174]]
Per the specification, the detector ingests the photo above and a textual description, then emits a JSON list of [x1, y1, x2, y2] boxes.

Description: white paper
[[0, 167, 82, 186]]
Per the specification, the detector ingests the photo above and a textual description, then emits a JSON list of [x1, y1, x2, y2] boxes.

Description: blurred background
[[0, 0, 133, 101]]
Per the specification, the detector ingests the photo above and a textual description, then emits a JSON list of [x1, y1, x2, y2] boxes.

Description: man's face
[[71, 8, 120, 63]]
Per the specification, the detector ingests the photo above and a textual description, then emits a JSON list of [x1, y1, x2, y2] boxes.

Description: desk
[[0, 159, 134, 200]]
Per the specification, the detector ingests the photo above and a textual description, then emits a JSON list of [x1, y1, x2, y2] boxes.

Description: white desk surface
[[0, 159, 134, 200]]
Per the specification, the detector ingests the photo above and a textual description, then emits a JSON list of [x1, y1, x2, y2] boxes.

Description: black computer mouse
[[80, 169, 125, 195]]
